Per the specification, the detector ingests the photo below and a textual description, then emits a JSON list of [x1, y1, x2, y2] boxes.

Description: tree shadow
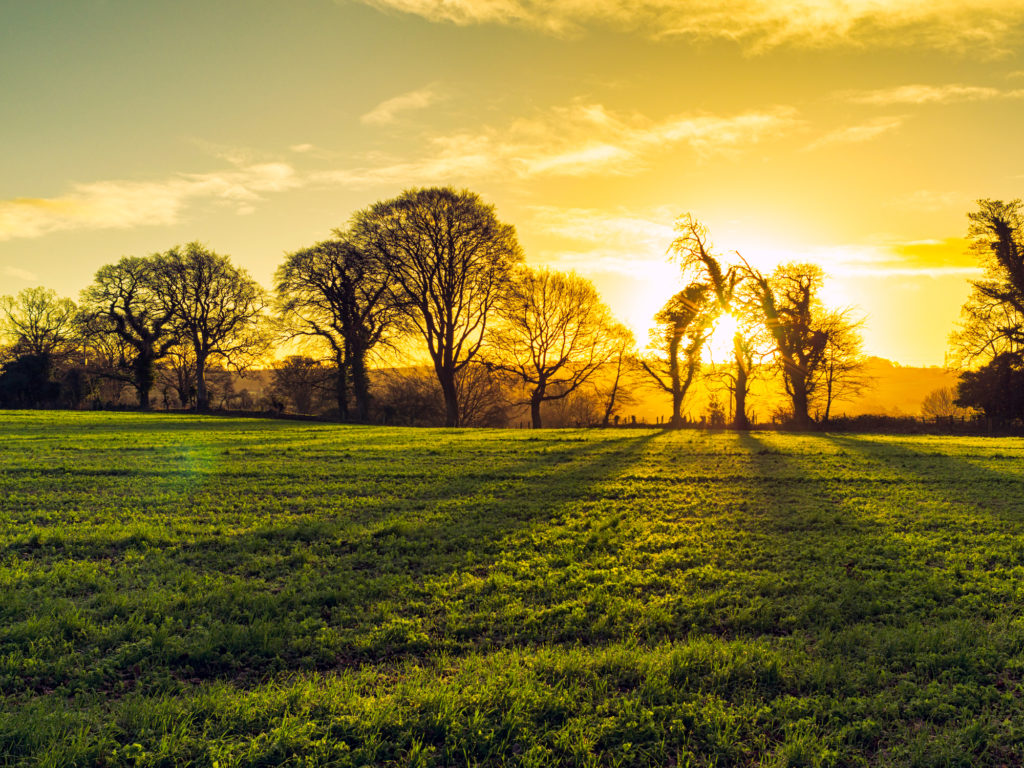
[[822, 432, 1024, 524], [1, 424, 661, 693]]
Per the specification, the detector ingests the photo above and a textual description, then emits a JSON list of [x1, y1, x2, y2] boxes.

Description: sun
[[706, 312, 740, 363]]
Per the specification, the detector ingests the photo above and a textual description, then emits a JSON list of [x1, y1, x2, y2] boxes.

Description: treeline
[[1, 187, 875, 429]]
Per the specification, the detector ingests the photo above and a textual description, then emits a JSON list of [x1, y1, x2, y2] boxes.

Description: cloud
[[805, 116, 903, 150], [843, 83, 1014, 105], [2, 266, 38, 282], [354, 0, 1024, 51], [361, 85, 442, 125], [323, 103, 799, 186], [0, 163, 300, 241]]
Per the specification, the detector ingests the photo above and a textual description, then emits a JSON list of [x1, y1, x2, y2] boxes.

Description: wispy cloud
[[325, 103, 800, 185], [2, 265, 38, 282], [0, 163, 300, 241], [355, 0, 1024, 51], [361, 85, 442, 125], [805, 116, 903, 150], [842, 83, 1019, 105]]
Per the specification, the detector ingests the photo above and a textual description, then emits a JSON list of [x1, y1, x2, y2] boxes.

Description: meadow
[[2, 412, 1024, 767]]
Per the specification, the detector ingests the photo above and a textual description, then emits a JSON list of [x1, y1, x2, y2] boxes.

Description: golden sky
[[3, 0, 1024, 365]]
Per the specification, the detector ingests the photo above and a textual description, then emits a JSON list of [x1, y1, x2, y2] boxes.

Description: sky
[[3, 0, 1024, 366]]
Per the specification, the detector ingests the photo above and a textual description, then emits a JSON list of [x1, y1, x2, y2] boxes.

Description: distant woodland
[[2, 189, 1022, 431]]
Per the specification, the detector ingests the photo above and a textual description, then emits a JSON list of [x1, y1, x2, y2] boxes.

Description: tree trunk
[[335, 361, 349, 422], [351, 351, 371, 422], [601, 363, 621, 428], [439, 368, 460, 427], [823, 374, 834, 423], [133, 352, 155, 410], [195, 351, 209, 412], [670, 389, 684, 429], [790, 375, 811, 430], [732, 338, 750, 430], [530, 390, 544, 429]]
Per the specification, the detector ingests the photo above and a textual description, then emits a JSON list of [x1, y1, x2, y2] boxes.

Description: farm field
[[2, 413, 1024, 767]]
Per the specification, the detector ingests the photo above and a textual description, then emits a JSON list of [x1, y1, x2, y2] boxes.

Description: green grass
[[2, 412, 1024, 767]]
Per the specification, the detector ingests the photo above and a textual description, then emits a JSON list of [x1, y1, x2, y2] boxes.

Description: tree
[[595, 323, 638, 428], [269, 355, 331, 414], [79, 256, 178, 408], [669, 215, 751, 428], [486, 268, 618, 428], [0, 286, 78, 358], [921, 386, 967, 420], [951, 199, 1024, 365], [275, 237, 399, 421], [955, 352, 1024, 426], [640, 283, 714, 428], [817, 308, 870, 422], [351, 187, 523, 427], [746, 263, 829, 430], [154, 243, 268, 411]]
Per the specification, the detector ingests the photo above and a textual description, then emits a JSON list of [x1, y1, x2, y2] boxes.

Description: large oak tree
[[351, 188, 522, 427]]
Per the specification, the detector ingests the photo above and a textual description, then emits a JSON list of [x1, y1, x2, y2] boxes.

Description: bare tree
[[595, 322, 638, 428], [158, 344, 197, 409], [486, 268, 618, 428], [0, 287, 78, 358], [275, 237, 399, 421], [921, 386, 967, 420], [746, 263, 829, 430], [817, 308, 870, 422], [456, 362, 511, 427], [640, 283, 714, 428], [669, 215, 751, 428], [79, 256, 178, 408], [154, 243, 268, 411], [269, 355, 331, 414], [351, 188, 523, 427]]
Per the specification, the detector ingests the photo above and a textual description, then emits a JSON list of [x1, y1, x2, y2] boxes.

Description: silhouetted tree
[[456, 362, 511, 427], [817, 308, 870, 421], [79, 256, 178, 408], [921, 386, 966, 420], [595, 322, 638, 428], [0, 354, 60, 407], [154, 243, 267, 411], [0, 287, 78, 358], [159, 345, 197, 408], [951, 199, 1024, 364], [955, 352, 1024, 426], [275, 237, 399, 421], [747, 262, 830, 430], [640, 283, 713, 428], [351, 187, 523, 426], [269, 355, 331, 414], [669, 215, 751, 428], [486, 268, 617, 428]]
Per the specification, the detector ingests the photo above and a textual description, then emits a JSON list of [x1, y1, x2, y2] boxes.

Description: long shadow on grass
[[726, 432, 1024, 764], [725, 432, 934, 637], [1, 427, 661, 693], [822, 432, 1024, 524]]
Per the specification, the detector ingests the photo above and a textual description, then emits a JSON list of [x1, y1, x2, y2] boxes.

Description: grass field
[[2, 412, 1024, 767]]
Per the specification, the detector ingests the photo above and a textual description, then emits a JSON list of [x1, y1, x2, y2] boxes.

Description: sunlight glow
[[706, 312, 740, 364]]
